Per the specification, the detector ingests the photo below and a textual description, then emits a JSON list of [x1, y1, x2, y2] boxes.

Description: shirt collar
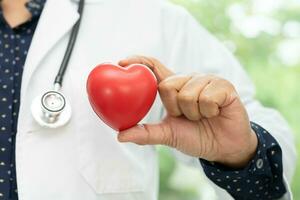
[[25, 0, 47, 19]]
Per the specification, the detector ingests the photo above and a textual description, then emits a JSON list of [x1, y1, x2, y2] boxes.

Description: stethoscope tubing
[[54, 0, 85, 87]]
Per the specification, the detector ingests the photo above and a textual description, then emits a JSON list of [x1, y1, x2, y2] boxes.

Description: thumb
[[118, 122, 173, 146], [119, 55, 174, 83]]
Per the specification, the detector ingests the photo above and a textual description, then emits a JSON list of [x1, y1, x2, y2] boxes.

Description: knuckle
[[205, 74, 218, 80], [189, 72, 202, 77], [130, 55, 142, 62], [177, 92, 195, 103], [158, 80, 173, 92], [198, 94, 212, 104], [227, 82, 236, 91], [147, 56, 159, 64], [208, 74, 216, 78], [158, 122, 173, 146], [215, 78, 235, 89], [141, 56, 160, 69]]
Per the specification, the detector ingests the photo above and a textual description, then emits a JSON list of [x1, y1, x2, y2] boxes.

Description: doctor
[[0, 0, 296, 200]]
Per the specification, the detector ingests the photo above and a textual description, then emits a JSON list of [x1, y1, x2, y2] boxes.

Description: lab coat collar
[[21, 0, 79, 99]]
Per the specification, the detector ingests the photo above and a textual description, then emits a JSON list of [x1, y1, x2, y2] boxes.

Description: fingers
[[119, 55, 174, 83], [118, 122, 172, 146], [158, 75, 192, 117], [198, 78, 238, 118], [177, 75, 211, 120], [119, 55, 239, 121], [161, 74, 238, 120]]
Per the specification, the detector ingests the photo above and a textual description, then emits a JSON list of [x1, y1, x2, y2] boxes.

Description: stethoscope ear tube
[[31, 0, 85, 128]]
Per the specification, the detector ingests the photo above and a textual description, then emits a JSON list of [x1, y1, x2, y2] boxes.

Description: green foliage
[[159, 147, 199, 200], [159, 147, 176, 192], [159, 0, 300, 199]]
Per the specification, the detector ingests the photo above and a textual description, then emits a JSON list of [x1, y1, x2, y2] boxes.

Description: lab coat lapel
[[21, 0, 79, 98]]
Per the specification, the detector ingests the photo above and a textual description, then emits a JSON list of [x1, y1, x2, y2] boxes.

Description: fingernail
[[138, 124, 145, 128]]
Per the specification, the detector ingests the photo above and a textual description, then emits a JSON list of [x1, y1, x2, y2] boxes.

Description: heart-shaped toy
[[86, 63, 157, 131]]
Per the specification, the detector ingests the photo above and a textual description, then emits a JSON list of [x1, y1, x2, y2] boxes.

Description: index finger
[[119, 55, 174, 83]]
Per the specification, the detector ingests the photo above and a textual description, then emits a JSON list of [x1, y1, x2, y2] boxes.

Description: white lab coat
[[16, 0, 296, 199]]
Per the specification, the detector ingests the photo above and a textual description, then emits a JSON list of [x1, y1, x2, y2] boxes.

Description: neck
[[1, 0, 32, 28]]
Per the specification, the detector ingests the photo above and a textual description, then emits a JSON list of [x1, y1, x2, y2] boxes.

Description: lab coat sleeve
[[160, 3, 297, 199]]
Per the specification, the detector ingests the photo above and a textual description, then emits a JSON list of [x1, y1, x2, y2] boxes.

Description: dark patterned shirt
[[0, 1, 45, 199]]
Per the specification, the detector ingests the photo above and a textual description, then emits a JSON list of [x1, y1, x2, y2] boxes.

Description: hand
[[118, 56, 258, 168]]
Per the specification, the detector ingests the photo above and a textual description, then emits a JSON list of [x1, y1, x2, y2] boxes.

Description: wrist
[[219, 129, 258, 169]]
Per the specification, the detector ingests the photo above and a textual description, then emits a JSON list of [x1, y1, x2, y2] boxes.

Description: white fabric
[[16, 0, 296, 199]]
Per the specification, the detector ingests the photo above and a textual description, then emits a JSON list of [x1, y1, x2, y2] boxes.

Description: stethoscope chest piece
[[30, 0, 84, 129], [31, 91, 72, 128]]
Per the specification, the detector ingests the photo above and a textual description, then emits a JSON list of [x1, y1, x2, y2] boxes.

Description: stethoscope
[[31, 0, 85, 128]]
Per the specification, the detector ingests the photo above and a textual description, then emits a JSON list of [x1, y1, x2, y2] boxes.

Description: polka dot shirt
[[0, 1, 45, 199], [200, 122, 286, 199]]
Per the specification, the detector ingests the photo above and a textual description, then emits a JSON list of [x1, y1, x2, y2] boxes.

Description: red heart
[[86, 63, 157, 131]]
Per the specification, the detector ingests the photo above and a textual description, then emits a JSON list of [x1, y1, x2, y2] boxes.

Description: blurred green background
[[158, 0, 300, 199]]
